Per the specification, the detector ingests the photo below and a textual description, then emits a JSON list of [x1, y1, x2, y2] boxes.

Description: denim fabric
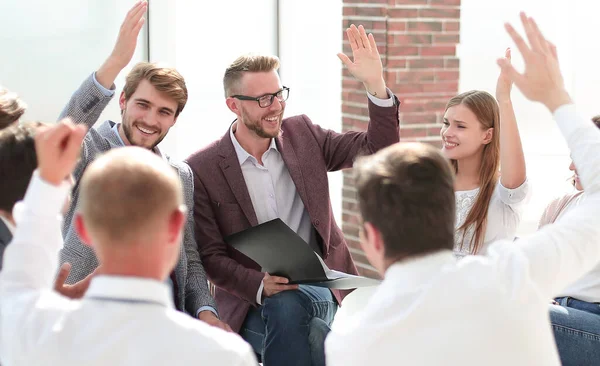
[[239, 285, 337, 366], [550, 298, 600, 366]]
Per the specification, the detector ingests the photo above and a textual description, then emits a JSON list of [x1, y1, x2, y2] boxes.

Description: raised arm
[[58, 1, 147, 128], [496, 13, 600, 297], [0, 121, 86, 362], [496, 48, 527, 189]]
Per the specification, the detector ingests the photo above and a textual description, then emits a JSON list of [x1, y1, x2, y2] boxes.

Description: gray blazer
[[58, 74, 216, 316]]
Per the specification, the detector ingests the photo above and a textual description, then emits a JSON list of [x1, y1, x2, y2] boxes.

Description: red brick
[[342, 224, 359, 238], [392, 83, 425, 94], [388, 8, 418, 18], [393, 0, 428, 4], [342, 104, 369, 116], [419, 8, 460, 18], [399, 127, 428, 138], [422, 81, 459, 93], [344, 19, 374, 30], [342, 7, 356, 16], [444, 21, 460, 32], [386, 58, 407, 68], [388, 45, 420, 56], [428, 126, 443, 136], [409, 58, 444, 69], [433, 34, 460, 44], [355, 7, 387, 17], [345, 0, 387, 3], [407, 21, 443, 32], [430, 0, 461, 5], [395, 70, 436, 83], [390, 34, 433, 45], [400, 113, 438, 124], [342, 78, 364, 90], [373, 20, 387, 30], [425, 98, 450, 111], [435, 70, 459, 81], [444, 58, 460, 68], [420, 45, 456, 56], [388, 20, 407, 32]]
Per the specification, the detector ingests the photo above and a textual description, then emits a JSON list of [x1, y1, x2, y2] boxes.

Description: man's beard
[[122, 111, 166, 149], [240, 109, 282, 139]]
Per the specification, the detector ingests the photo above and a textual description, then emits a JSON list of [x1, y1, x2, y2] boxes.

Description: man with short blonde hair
[[0, 87, 26, 130]]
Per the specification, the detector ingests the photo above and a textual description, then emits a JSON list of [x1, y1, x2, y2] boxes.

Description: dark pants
[[239, 285, 337, 366]]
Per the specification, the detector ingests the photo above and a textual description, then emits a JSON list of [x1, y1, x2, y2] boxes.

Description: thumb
[[497, 58, 525, 86], [337, 53, 353, 69], [54, 263, 71, 291]]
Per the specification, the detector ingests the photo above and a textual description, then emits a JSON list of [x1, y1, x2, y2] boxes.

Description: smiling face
[[440, 103, 493, 161], [230, 70, 285, 139], [119, 79, 178, 149]]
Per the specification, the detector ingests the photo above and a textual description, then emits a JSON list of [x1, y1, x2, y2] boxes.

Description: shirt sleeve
[[366, 88, 395, 108], [92, 72, 116, 97]]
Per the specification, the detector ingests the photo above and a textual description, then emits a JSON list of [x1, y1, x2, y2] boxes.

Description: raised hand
[[96, 0, 147, 88], [495, 48, 513, 104], [497, 12, 572, 112], [35, 119, 87, 186], [338, 24, 387, 98]]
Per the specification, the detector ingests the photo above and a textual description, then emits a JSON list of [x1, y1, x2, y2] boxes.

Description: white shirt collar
[[85, 275, 175, 309], [0, 215, 15, 235], [229, 121, 278, 166], [111, 122, 166, 160]]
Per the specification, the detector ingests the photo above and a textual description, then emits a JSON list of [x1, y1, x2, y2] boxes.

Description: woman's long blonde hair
[[447, 90, 500, 254]]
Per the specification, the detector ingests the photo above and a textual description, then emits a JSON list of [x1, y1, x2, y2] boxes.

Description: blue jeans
[[550, 297, 600, 366], [239, 285, 337, 366]]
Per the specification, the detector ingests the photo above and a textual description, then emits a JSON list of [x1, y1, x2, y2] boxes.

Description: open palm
[[338, 24, 383, 86]]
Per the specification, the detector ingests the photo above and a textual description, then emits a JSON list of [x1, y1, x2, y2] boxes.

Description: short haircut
[[223, 54, 280, 97], [0, 88, 27, 130], [123, 62, 188, 117], [354, 143, 456, 260], [0, 121, 45, 212], [78, 147, 184, 243], [592, 115, 600, 129]]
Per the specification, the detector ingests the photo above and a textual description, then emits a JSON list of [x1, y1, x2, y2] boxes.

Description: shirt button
[[314, 219, 320, 226]]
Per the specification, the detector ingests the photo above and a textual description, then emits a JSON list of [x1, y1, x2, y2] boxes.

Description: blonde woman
[[441, 49, 528, 256]]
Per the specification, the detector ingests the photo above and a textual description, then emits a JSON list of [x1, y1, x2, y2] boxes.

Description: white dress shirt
[[230, 90, 395, 304], [550, 193, 600, 302], [326, 104, 600, 366], [0, 172, 257, 366]]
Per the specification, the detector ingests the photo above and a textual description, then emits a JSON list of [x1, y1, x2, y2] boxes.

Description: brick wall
[[341, 0, 461, 278]]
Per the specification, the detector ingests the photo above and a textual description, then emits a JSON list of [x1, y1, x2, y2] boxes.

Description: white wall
[[459, 0, 600, 234], [0, 0, 147, 124]]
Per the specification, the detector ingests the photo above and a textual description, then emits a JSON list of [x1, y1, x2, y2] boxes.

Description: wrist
[[38, 169, 65, 186], [364, 77, 387, 98], [198, 310, 217, 321], [544, 90, 572, 113]]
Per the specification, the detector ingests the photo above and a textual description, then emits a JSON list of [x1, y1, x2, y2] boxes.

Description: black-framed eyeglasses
[[231, 87, 290, 108]]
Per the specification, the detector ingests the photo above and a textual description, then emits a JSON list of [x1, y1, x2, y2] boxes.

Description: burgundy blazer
[[186, 97, 400, 332]]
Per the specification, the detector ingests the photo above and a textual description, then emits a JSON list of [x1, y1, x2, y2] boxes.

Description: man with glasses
[[186, 24, 400, 366]]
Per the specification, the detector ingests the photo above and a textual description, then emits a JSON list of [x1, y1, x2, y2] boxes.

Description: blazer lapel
[[218, 132, 259, 227], [276, 135, 311, 212]]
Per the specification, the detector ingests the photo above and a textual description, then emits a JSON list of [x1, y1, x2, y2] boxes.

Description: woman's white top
[[454, 179, 529, 257]]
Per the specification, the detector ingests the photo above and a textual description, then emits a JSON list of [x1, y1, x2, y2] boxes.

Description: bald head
[[78, 147, 183, 244]]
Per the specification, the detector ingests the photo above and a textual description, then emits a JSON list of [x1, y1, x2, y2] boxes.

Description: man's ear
[[483, 127, 494, 145], [119, 91, 127, 112], [363, 222, 385, 255], [167, 206, 186, 245], [74, 214, 93, 247], [225, 97, 241, 116]]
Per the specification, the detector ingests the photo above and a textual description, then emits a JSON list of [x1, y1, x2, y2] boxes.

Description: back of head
[[354, 142, 456, 260], [0, 88, 27, 130], [592, 115, 600, 129], [0, 122, 44, 214], [123, 62, 188, 117], [223, 54, 280, 97], [446, 90, 500, 253], [78, 147, 184, 247]]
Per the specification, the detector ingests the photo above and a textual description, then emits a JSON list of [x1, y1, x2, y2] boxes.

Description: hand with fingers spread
[[54, 263, 96, 299], [338, 24, 387, 98], [495, 48, 513, 104], [498, 12, 572, 112], [262, 273, 299, 299], [35, 119, 87, 186], [96, 0, 148, 88]]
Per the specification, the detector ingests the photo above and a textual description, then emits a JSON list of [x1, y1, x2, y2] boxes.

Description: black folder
[[225, 218, 381, 289]]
